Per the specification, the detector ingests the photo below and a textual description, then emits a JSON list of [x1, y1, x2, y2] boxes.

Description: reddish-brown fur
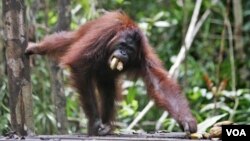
[[26, 11, 197, 135]]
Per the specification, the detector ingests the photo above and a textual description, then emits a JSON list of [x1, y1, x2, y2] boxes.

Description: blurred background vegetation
[[0, 0, 249, 135]]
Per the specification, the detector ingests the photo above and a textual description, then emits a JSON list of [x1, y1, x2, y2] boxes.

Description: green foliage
[[187, 87, 250, 126], [0, 78, 9, 134]]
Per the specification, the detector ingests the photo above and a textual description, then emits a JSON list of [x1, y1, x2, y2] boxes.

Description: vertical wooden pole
[[3, 0, 34, 136]]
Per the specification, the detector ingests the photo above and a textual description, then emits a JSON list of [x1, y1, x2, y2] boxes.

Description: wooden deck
[[0, 132, 212, 141]]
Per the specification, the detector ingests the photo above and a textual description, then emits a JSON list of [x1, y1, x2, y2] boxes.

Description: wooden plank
[[0, 132, 211, 141]]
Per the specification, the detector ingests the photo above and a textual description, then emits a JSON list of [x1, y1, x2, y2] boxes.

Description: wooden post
[[3, 0, 34, 136]]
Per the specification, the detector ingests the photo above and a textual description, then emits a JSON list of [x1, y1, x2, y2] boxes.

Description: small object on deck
[[202, 132, 211, 139], [190, 133, 203, 139], [213, 120, 233, 127], [209, 126, 222, 138], [209, 120, 233, 139]]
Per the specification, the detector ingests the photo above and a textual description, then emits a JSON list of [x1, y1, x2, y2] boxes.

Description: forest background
[[0, 0, 249, 135]]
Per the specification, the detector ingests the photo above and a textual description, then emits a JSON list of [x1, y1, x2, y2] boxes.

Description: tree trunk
[[232, 0, 248, 87], [2, 0, 34, 136], [0, 2, 6, 76], [49, 0, 71, 134], [233, 0, 244, 62]]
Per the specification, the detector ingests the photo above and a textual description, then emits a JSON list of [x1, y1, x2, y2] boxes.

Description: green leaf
[[198, 113, 227, 132]]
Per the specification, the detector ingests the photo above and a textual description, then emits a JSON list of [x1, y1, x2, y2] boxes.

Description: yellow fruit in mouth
[[110, 57, 123, 71]]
